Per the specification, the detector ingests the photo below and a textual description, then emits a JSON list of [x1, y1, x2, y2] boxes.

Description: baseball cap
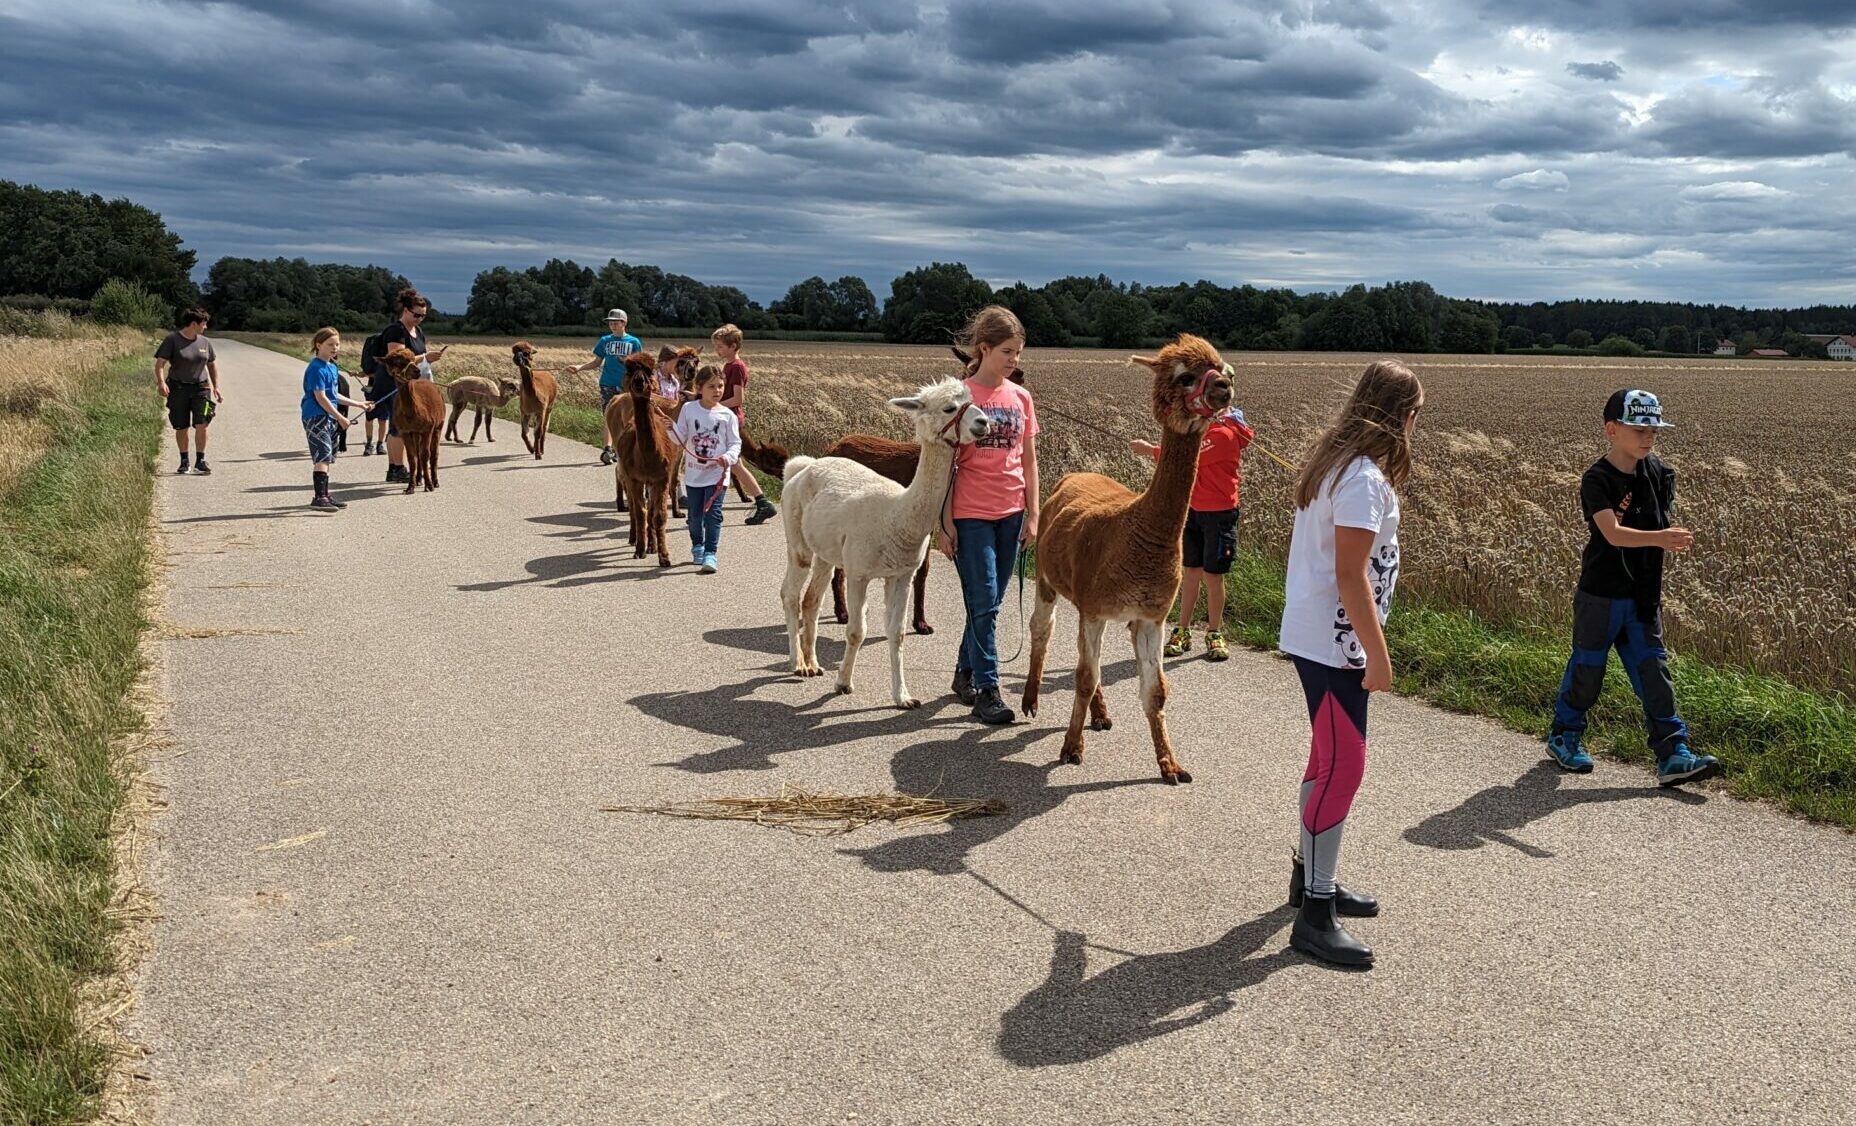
[[605, 308, 628, 322], [1604, 388, 1672, 428]]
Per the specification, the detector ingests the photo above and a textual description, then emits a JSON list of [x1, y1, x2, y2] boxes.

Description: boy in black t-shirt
[[1546, 389, 1718, 786]]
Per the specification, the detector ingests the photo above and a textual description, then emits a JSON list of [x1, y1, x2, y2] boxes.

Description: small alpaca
[[613, 357, 676, 565], [780, 378, 991, 709], [382, 344, 446, 493], [512, 341, 558, 459], [444, 375, 519, 444], [1021, 334, 1234, 784]]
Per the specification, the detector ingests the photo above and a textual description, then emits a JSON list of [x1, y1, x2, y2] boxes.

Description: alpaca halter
[[1184, 364, 1232, 419], [938, 401, 980, 448]]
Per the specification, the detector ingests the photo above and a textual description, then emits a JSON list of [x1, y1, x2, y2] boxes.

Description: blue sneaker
[[1656, 744, 1719, 787], [691, 545, 704, 566], [700, 552, 718, 575], [1546, 731, 1594, 773]]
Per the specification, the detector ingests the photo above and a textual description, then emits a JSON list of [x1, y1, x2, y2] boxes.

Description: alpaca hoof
[[1021, 694, 1038, 718], [834, 611, 850, 625], [658, 557, 671, 568], [1090, 716, 1113, 731], [1058, 744, 1083, 765], [897, 696, 922, 710], [402, 486, 414, 495], [1161, 766, 1194, 785], [834, 682, 853, 695], [913, 622, 934, 636]]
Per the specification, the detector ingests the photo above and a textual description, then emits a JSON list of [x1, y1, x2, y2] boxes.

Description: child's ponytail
[[956, 305, 1025, 377]]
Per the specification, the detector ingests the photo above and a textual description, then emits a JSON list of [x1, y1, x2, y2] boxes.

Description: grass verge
[[1215, 549, 1856, 828], [0, 354, 163, 1125]]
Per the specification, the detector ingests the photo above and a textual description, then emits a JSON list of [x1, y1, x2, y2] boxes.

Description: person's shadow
[[1403, 759, 1707, 858], [997, 904, 1299, 1067]]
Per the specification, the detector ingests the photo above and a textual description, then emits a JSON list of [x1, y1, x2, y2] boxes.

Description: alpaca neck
[[1134, 424, 1202, 531], [898, 437, 960, 529], [632, 384, 667, 469]]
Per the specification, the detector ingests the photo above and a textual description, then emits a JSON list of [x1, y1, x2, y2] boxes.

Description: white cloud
[[1495, 169, 1571, 191], [1678, 180, 1791, 202]]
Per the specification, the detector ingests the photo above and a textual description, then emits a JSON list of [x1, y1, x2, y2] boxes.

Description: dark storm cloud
[[1566, 60, 1623, 80], [0, 0, 1851, 308]]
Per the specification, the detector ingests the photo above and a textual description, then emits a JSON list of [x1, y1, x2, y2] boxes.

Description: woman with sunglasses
[[374, 287, 449, 484]]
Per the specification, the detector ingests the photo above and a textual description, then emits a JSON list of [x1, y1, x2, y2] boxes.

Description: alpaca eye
[[1177, 373, 1195, 385]]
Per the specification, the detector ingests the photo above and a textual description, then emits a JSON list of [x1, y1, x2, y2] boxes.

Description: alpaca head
[[889, 377, 991, 448], [742, 429, 790, 477], [498, 377, 520, 400], [950, 344, 1026, 386], [512, 340, 535, 371], [672, 346, 704, 390], [1131, 333, 1233, 434], [382, 343, 421, 385], [623, 353, 656, 395]]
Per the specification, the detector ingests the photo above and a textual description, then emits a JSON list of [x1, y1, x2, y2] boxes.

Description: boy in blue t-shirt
[[300, 328, 372, 512], [564, 308, 643, 464]]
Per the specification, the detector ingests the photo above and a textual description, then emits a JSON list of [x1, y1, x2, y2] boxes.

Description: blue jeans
[[1551, 592, 1689, 760], [953, 513, 1024, 690], [686, 483, 724, 555]]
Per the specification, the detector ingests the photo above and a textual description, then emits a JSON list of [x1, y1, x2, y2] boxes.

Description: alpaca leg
[[446, 403, 463, 443], [630, 478, 648, 559], [520, 409, 534, 454], [427, 432, 439, 490], [653, 481, 671, 567], [670, 458, 684, 519], [1020, 581, 1059, 718], [481, 408, 493, 443], [403, 433, 418, 494], [782, 552, 818, 677], [1132, 619, 1189, 784], [1060, 616, 1107, 766], [883, 574, 919, 709], [799, 560, 831, 676], [910, 556, 933, 635], [831, 568, 850, 625], [836, 576, 870, 696]]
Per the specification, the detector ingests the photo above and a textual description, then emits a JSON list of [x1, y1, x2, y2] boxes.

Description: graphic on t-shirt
[[685, 416, 726, 463], [1329, 543, 1401, 670], [598, 338, 636, 357], [975, 405, 1023, 450]]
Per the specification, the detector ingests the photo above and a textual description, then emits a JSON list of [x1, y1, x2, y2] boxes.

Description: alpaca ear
[[1130, 353, 1163, 372], [888, 396, 925, 414]]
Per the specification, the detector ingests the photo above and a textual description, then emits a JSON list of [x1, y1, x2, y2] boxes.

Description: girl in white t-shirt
[[1278, 359, 1423, 970], [672, 366, 742, 575]]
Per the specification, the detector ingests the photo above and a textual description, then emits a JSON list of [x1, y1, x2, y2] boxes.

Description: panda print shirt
[[1279, 456, 1401, 671]]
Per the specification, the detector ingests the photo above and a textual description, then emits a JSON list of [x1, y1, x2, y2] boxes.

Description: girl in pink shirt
[[943, 306, 1039, 725]]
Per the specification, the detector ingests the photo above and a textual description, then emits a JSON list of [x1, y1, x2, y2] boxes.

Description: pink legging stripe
[[1302, 690, 1366, 836]]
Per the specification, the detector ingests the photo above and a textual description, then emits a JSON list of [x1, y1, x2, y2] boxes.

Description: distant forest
[[4, 179, 1851, 356]]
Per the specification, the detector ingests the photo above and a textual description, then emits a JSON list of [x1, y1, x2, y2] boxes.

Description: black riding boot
[[1290, 858, 1379, 917], [1290, 892, 1374, 968]]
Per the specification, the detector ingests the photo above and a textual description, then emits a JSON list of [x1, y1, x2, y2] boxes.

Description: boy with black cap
[[1546, 388, 1718, 786]]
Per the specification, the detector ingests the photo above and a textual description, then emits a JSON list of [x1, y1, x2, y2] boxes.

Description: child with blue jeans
[[941, 307, 1037, 726], [672, 367, 740, 574], [563, 308, 642, 465], [1547, 389, 1718, 786]]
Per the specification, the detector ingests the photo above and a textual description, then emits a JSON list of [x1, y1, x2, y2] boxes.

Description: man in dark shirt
[[153, 308, 222, 474], [1547, 389, 1718, 786]]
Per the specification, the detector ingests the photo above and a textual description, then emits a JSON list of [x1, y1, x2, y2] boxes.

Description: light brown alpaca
[[1021, 334, 1234, 784], [384, 344, 447, 493], [443, 376, 519, 443], [511, 341, 557, 459], [613, 357, 676, 565]]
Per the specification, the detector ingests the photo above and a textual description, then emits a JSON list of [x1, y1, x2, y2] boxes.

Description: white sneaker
[[700, 553, 718, 575]]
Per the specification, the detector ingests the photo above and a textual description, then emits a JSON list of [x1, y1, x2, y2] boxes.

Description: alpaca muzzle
[[939, 401, 987, 447], [1186, 365, 1232, 419]]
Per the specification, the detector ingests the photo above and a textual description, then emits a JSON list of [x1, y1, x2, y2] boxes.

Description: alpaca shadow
[[841, 722, 1150, 878], [1403, 759, 1707, 858], [456, 546, 680, 592], [527, 508, 625, 542], [996, 905, 1299, 1068], [161, 506, 320, 525], [635, 673, 970, 774], [460, 453, 525, 465], [496, 462, 588, 472], [705, 624, 845, 665]]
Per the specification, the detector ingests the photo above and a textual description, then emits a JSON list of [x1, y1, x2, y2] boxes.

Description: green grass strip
[[1216, 549, 1856, 828], [0, 356, 162, 1125]]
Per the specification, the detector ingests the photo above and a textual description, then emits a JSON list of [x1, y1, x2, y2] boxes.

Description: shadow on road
[[1403, 759, 1706, 858], [456, 546, 681, 592], [997, 904, 1298, 1067], [161, 506, 316, 524]]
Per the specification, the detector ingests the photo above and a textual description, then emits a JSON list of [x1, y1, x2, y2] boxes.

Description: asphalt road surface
[[130, 339, 1856, 1125]]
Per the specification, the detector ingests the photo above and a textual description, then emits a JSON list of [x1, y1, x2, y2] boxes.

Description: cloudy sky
[[1, 0, 1851, 309]]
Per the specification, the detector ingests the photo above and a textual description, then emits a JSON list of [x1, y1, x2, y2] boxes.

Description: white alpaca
[[780, 378, 992, 709]]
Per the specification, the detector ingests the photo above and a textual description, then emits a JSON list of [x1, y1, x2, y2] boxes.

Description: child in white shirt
[[671, 365, 741, 574]]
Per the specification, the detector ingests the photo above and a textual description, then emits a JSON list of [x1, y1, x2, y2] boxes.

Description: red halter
[[1185, 364, 1232, 419], [938, 400, 979, 448]]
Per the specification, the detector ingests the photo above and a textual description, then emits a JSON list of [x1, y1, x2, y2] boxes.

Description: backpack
[[359, 329, 390, 378]]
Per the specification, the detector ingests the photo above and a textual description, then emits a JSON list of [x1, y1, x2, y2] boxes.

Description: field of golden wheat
[[280, 333, 1856, 696]]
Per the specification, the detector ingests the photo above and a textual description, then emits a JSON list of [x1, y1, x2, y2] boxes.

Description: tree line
[[2, 179, 1852, 354]]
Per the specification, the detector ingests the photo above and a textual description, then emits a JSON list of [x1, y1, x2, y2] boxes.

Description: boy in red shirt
[[1131, 406, 1253, 661], [711, 323, 778, 525]]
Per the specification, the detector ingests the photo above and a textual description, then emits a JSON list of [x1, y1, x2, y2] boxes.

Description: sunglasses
[[411, 310, 428, 320]]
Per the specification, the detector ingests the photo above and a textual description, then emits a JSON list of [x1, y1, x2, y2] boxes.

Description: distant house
[[1805, 334, 1841, 344], [1750, 348, 1790, 358], [1712, 339, 1737, 356], [1829, 336, 1856, 361]]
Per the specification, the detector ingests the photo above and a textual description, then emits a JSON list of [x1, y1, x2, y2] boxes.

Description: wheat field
[[353, 336, 1856, 697]]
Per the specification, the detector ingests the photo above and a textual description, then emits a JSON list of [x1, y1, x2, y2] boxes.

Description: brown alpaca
[[383, 345, 446, 493], [443, 376, 519, 444], [511, 341, 557, 459], [1021, 334, 1234, 784], [613, 357, 676, 565], [604, 353, 660, 525]]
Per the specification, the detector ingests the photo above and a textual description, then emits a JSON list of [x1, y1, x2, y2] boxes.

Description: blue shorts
[[304, 415, 339, 464], [600, 386, 622, 410]]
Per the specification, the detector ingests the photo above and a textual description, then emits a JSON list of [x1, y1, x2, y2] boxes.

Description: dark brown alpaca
[[1021, 334, 1233, 784], [611, 355, 676, 564], [383, 345, 445, 493], [511, 341, 558, 459]]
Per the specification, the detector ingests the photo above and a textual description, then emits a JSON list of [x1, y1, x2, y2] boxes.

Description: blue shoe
[[691, 545, 703, 566], [699, 552, 718, 575], [1656, 744, 1719, 787], [1546, 731, 1594, 773]]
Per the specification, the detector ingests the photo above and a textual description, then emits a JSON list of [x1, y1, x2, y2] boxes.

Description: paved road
[[131, 340, 1855, 1125]]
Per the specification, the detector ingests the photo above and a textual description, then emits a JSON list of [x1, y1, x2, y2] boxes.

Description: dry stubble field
[[353, 336, 1856, 697]]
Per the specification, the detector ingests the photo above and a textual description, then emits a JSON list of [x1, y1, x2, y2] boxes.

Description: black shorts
[[166, 383, 215, 429], [366, 378, 396, 423], [1182, 507, 1240, 575]]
